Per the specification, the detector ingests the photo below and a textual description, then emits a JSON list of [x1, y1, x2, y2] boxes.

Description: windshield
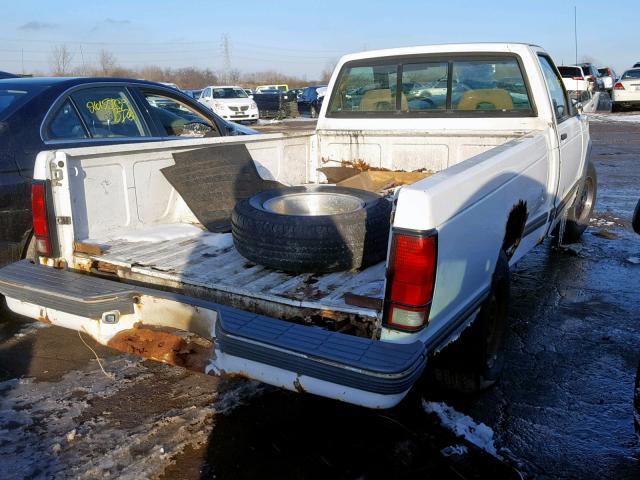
[[621, 69, 640, 80], [558, 66, 582, 78], [211, 87, 248, 99], [328, 56, 532, 116]]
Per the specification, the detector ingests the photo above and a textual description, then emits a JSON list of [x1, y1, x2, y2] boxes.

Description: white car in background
[[558, 66, 591, 103], [199, 85, 259, 124], [611, 68, 640, 112]]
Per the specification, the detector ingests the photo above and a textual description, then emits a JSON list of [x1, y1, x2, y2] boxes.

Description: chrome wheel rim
[[575, 176, 595, 221], [263, 192, 364, 216]]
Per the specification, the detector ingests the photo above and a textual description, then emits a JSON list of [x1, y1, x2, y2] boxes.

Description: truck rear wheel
[[429, 251, 510, 394], [555, 160, 597, 244]]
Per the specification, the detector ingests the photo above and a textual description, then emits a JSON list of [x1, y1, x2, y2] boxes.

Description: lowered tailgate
[[0, 260, 426, 409]]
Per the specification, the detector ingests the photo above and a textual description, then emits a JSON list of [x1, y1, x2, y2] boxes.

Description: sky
[[1, 0, 637, 79]]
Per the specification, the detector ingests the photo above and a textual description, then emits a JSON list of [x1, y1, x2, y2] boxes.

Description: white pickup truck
[[0, 43, 596, 409]]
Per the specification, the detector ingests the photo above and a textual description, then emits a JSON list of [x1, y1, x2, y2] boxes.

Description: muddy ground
[[0, 113, 638, 479]]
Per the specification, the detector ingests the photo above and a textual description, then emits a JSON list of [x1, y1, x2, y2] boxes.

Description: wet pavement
[[0, 114, 639, 479]]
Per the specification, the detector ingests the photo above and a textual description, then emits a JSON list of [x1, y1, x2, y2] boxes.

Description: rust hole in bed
[[107, 325, 212, 373]]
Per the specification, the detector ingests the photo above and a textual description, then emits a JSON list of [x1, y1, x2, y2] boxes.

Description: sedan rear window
[[621, 69, 640, 80], [328, 56, 533, 116], [0, 89, 31, 120]]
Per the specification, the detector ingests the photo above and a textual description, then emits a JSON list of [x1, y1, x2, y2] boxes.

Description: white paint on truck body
[[8, 43, 592, 408]]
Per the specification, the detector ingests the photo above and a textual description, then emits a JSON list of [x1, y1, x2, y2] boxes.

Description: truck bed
[[83, 224, 385, 335]]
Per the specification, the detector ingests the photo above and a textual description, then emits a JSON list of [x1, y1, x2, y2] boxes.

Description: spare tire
[[232, 185, 392, 273]]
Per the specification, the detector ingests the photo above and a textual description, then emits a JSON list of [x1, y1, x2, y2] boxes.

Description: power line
[[0, 37, 347, 53]]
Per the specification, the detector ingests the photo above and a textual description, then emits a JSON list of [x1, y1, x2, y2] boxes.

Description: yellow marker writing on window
[[86, 98, 136, 124]]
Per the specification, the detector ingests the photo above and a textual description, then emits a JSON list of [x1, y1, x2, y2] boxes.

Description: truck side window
[[538, 55, 570, 121], [329, 64, 398, 112]]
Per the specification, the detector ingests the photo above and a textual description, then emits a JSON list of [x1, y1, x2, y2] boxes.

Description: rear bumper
[[612, 91, 640, 104], [0, 260, 426, 408], [612, 100, 640, 108]]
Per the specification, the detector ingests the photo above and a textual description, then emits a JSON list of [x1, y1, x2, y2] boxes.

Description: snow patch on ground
[[13, 320, 51, 338], [423, 400, 499, 457], [0, 356, 150, 479], [258, 117, 315, 125], [0, 355, 263, 479], [587, 113, 640, 123]]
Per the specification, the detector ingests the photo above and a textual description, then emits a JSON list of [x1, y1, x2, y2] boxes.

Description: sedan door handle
[[560, 133, 568, 141]]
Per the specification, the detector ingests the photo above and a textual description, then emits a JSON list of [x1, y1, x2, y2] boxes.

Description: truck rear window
[[327, 55, 534, 117]]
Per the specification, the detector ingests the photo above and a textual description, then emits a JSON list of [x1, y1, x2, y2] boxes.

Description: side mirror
[[574, 101, 583, 113], [633, 199, 640, 235]]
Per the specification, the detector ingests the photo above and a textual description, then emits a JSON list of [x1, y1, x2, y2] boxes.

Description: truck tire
[[633, 199, 640, 235], [231, 185, 392, 273], [555, 160, 597, 244], [634, 361, 640, 438], [429, 251, 510, 394]]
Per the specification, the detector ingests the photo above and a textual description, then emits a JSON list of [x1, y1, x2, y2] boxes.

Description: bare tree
[[98, 49, 118, 76], [50, 44, 73, 76], [320, 59, 337, 84]]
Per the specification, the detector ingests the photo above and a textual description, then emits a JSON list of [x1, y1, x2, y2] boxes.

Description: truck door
[[537, 54, 584, 209]]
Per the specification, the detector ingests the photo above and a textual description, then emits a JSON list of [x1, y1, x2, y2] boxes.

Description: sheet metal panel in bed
[[88, 233, 385, 317]]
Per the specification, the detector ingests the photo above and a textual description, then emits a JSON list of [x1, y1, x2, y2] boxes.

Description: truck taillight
[[614, 82, 625, 90], [571, 76, 584, 80], [383, 229, 437, 331], [31, 181, 53, 257]]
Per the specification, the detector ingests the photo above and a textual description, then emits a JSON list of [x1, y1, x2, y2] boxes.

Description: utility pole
[[221, 34, 231, 82], [79, 44, 86, 75], [574, 6, 578, 65]]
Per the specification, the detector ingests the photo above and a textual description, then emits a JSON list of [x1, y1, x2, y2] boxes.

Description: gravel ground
[[0, 113, 638, 479]]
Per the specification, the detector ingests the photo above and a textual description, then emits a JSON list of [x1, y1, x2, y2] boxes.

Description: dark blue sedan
[[0, 76, 256, 268], [297, 85, 326, 118]]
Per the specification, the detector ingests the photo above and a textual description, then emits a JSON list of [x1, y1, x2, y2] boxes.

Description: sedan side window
[[141, 91, 219, 137], [70, 87, 148, 138], [46, 100, 88, 140]]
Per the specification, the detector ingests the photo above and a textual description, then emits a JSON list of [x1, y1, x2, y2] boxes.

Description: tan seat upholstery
[[360, 89, 408, 111], [457, 89, 514, 110]]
